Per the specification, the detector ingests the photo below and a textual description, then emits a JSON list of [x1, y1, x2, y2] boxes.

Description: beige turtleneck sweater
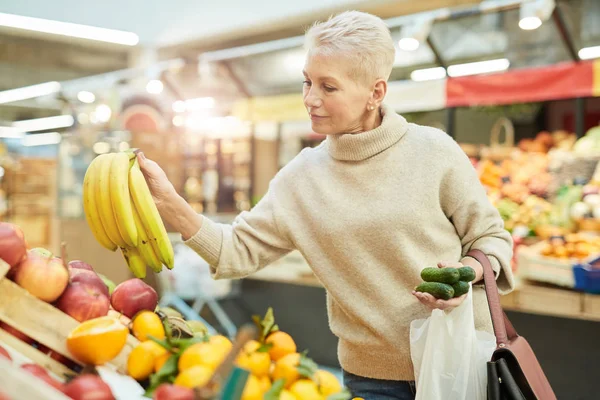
[[185, 104, 514, 380]]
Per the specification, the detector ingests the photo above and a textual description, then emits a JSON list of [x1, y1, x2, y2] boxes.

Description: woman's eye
[[324, 86, 336, 92], [303, 80, 311, 86]]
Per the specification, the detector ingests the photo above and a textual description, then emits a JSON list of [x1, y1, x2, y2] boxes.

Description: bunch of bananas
[[83, 150, 174, 278]]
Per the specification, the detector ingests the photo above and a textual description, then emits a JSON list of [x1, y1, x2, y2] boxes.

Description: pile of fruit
[[83, 150, 174, 279], [538, 233, 600, 260], [414, 266, 476, 300], [479, 152, 552, 204], [123, 307, 350, 400], [517, 130, 577, 154]]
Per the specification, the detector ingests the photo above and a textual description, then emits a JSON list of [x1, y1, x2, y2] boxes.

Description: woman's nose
[[304, 90, 322, 108]]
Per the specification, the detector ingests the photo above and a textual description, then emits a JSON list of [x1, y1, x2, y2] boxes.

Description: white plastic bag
[[410, 286, 496, 400]]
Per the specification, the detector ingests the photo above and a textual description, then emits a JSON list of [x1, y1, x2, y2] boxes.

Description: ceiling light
[[397, 17, 433, 52], [0, 126, 24, 139], [21, 132, 61, 147], [519, 16, 542, 30], [146, 79, 163, 94], [579, 46, 600, 60], [12, 115, 74, 132], [519, 0, 555, 31], [0, 12, 139, 46], [0, 81, 61, 104], [410, 67, 447, 82], [77, 91, 95, 104], [447, 58, 510, 77], [398, 38, 420, 52]]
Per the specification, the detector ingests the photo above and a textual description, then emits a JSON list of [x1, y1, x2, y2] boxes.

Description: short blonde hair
[[304, 11, 396, 83]]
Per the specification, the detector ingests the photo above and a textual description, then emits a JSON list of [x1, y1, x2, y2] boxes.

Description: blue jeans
[[343, 370, 417, 400]]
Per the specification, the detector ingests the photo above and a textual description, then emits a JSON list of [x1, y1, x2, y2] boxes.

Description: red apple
[[0, 321, 34, 344], [68, 260, 94, 272], [69, 268, 109, 298], [56, 282, 110, 322], [0, 391, 10, 400], [153, 384, 194, 400], [63, 375, 115, 400], [110, 279, 158, 319], [0, 345, 11, 361], [20, 363, 64, 392], [0, 222, 27, 269], [14, 250, 69, 303]]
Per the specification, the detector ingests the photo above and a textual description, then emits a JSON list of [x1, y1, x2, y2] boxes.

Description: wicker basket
[[480, 117, 516, 161]]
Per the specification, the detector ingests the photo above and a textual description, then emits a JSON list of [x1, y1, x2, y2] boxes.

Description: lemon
[[314, 369, 342, 396], [174, 365, 213, 388], [289, 379, 324, 400]]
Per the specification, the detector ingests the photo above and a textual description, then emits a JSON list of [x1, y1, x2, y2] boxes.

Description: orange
[[241, 374, 263, 400], [209, 335, 232, 353], [174, 365, 213, 389], [243, 340, 261, 353], [154, 352, 171, 373], [236, 349, 271, 377], [289, 379, 324, 400], [314, 369, 342, 396], [131, 311, 165, 342], [280, 390, 297, 400], [266, 331, 296, 361], [271, 352, 300, 388], [178, 342, 227, 372], [143, 339, 168, 358], [127, 342, 156, 381], [66, 316, 128, 365], [258, 375, 272, 393]]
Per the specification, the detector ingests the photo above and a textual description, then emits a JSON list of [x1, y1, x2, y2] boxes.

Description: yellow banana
[[132, 201, 163, 273], [83, 156, 117, 251], [109, 152, 138, 247], [95, 154, 127, 248], [120, 246, 147, 279], [129, 159, 174, 269]]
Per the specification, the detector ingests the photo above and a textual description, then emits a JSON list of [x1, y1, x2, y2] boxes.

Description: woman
[[138, 11, 514, 400]]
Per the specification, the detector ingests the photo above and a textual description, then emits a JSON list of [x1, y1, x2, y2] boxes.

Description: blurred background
[[0, 1, 599, 398]]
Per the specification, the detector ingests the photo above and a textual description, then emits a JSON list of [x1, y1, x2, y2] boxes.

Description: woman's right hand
[[136, 152, 177, 210]]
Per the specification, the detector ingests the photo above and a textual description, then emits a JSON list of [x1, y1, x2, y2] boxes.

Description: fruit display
[[538, 234, 600, 260], [415, 266, 476, 300], [119, 307, 350, 400], [573, 125, 600, 155], [83, 151, 174, 279]]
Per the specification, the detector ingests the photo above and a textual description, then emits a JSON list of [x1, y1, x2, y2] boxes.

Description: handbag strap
[[466, 249, 518, 345]]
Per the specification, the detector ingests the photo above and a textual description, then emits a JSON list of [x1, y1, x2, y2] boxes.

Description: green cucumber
[[420, 267, 460, 284], [415, 282, 455, 300], [452, 281, 470, 297], [458, 266, 476, 282]]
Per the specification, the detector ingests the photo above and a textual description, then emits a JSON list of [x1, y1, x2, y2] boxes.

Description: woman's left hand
[[412, 261, 467, 311]]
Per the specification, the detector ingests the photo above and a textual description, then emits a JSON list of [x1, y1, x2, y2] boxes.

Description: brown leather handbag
[[467, 250, 557, 400]]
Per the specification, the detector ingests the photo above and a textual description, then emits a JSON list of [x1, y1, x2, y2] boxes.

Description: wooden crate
[[0, 260, 138, 378], [517, 241, 576, 288], [0, 357, 70, 400]]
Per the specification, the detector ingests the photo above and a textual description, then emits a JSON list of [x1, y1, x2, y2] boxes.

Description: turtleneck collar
[[326, 104, 408, 161]]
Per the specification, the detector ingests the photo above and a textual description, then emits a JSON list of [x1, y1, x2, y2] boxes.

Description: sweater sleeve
[[441, 145, 515, 294], [183, 183, 295, 280]]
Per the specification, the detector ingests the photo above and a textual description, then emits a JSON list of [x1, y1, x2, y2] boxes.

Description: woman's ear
[[372, 79, 387, 106]]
